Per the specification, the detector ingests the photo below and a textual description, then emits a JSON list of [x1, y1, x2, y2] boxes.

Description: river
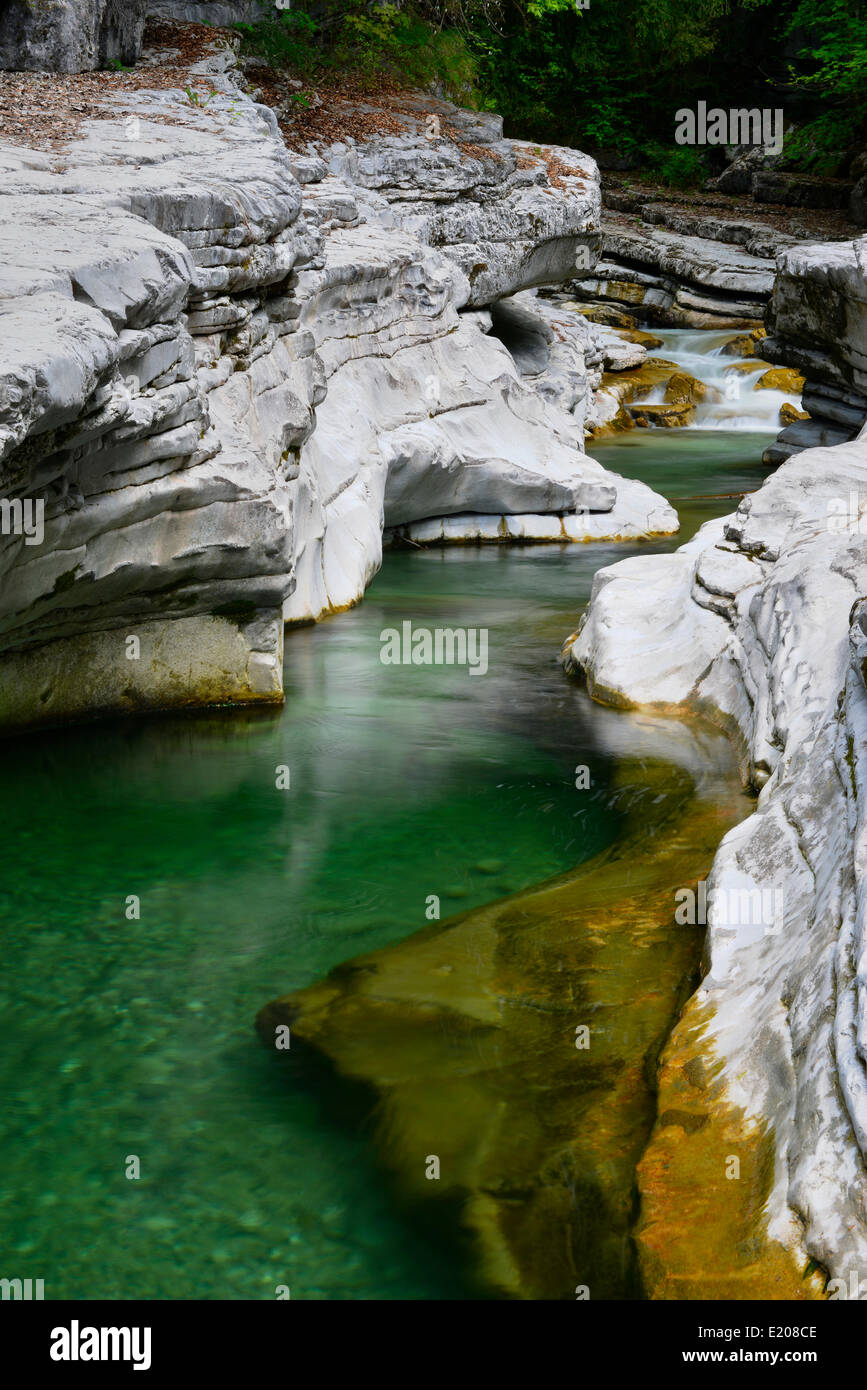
[[0, 334, 783, 1299]]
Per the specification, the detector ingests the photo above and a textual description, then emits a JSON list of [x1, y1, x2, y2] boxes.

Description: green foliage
[[235, 10, 321, 73], [335, 5, 475, 93], [185, 86, 217, 108], [466, 0, 737, 156], [783, 0, 867, 168], [641, 142, 706, 189], [236, 3, 476, 100], [236, 0, 864, 175]]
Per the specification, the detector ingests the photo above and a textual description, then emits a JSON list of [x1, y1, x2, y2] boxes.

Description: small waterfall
[[630, 328, 802, 432]]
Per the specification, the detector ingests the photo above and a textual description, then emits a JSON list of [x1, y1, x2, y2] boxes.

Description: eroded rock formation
[[572, 213, 775, 329], [0, 26, 675, 729], [566, 346, 867, 1290], [762, 238, 867, 464], [0, 0, 148, 73]]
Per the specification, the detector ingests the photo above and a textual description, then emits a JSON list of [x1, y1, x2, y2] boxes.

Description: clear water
[[0, 427, 764, 1301], [589, 427, 779, 538], [629, 328, 801, 430]]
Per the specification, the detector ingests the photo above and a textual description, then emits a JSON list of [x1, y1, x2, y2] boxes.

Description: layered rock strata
[[0, 28, 675, 728], [572, 214, 774, 328], [762, 237, 867, 465], [565, 420, 867, 1294]]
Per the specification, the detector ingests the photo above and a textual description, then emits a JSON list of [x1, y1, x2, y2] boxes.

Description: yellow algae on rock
[[636, 997, 826, 1301], [780, 402, 810, 426], [755, 366, 806, 394], [630, 403, 696, 428], [664, 372, 721, 407], [259, 738, 747, 1300]]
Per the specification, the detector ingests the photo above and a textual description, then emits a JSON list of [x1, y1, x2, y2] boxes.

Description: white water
[[632, 328, 802, 432]]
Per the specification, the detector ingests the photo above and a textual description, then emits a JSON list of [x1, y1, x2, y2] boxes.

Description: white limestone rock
[[320, 96, 602, 308], [0, 33, 675, 724], [488, 291, 607, 429], [284, 219, 676, 622], [0, 61, 317, 723], [565, 434, 867, 1287]]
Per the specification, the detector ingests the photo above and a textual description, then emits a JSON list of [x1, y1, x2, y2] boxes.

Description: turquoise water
[[590, 428, 776, 539], [0, 429, 771, 1300]]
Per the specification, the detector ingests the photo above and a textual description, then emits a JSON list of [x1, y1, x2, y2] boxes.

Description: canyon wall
[[763, 240, 867, 465], [0, 26, 674, 730], [566, 237, 867, 1294], [0, 0, 148, 73]]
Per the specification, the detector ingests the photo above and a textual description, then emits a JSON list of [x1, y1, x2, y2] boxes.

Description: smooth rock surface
[[565, 431, 867, 1291], [0, 29, 675, 725]]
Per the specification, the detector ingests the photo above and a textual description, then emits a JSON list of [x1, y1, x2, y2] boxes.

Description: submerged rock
[[258, 721, 748, 1299], [724, 359, 771, 377], [617, 328, 665, 350]]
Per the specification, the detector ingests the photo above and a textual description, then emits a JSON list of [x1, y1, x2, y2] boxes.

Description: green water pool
[[0, 430, 771, 1299]]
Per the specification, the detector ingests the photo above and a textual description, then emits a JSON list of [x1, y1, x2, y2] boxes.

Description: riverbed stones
[[724, 359, 770, 377], [629, 403, 695, 428], [755, 366, 804, 393], [586, 356, 712, 438], [664, 372, 719, 406], [719, 328, 767, 358]]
